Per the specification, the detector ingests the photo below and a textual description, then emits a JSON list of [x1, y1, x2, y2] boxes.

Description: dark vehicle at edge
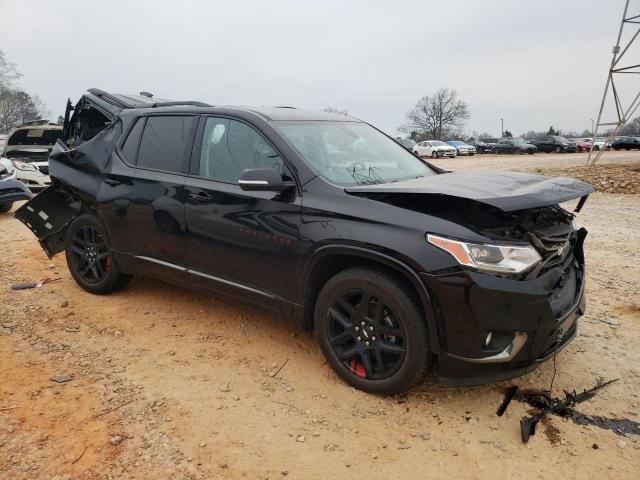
[[534, 135, 578, 153], [471, 138, 498, 154], [15, 89, 594, 394], [394, 137, 417, 152], [611, 136, 640, 150], [494, 137, 537, 154]]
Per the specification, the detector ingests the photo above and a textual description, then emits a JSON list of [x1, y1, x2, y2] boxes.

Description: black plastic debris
[[514, 379, 634, 443], [497, 385, 518, 417]]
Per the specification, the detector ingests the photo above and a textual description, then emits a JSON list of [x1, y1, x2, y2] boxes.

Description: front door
[[184, 116, 301, 312]]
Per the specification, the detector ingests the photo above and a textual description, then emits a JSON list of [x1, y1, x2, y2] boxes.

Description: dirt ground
[[1, 151, 639, 479]]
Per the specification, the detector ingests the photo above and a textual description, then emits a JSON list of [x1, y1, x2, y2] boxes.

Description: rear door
[[99, 114, 197, 285], [183, 116, 301, 312]]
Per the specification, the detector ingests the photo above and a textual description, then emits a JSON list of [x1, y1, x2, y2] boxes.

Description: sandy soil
[[1, 152, 639, 479]]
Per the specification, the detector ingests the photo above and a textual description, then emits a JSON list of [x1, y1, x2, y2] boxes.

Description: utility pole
[[500, 118, 504, 137]]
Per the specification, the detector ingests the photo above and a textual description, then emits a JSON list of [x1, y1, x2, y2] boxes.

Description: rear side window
[[121, 118, 144, 163], [137, 116, 196, 173]]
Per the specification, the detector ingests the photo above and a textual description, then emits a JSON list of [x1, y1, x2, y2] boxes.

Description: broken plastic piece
[[497, 385, 518, 417]]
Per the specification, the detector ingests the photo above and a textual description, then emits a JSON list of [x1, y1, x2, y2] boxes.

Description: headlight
[[427, 234, 541, 274], [11, 160, 37, 171]]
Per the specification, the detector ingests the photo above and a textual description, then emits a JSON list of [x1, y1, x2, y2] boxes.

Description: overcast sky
[[0, 0, 629, 136]]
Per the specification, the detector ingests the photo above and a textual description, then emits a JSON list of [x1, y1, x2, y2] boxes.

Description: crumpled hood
[[345, 170, 595, 212]]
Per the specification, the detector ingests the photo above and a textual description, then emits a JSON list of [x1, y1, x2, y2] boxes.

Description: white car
[[1, 121, 61, 192], [0, 155, 50, 191], [412, 140, 457, 158]]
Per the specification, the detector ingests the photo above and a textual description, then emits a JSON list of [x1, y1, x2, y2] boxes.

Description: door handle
[[104, 178, 121, 186], [189, 191, 212, 202]]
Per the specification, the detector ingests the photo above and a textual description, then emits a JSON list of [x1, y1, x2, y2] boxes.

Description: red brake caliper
[[349, 358, 367, 378], [105, 256, 111, 272]]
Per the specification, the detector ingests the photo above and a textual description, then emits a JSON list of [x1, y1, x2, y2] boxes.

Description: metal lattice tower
[[588, 0, 640, 165]]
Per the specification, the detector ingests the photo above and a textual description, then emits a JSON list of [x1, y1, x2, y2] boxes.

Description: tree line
[[0, 49, 49, 134]]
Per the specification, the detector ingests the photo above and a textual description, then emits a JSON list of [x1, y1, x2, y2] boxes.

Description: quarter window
[[121, 118, 145, 163], [137, 116, 196, 173], [198, 118, 282, 183]]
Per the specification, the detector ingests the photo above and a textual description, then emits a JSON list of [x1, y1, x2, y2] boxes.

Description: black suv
[[17, 89, 594, 394], [494, 138, 537, 154], [534, 136, 578, 153]]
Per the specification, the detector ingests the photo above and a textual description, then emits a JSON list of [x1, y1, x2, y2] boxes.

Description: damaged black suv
[[17, 89, 594, 394]]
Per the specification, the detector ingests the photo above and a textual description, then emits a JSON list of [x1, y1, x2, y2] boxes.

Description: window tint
[[121, 118, 144, 163], [199, 118, 282, 183], [137, 116, 196, 172]]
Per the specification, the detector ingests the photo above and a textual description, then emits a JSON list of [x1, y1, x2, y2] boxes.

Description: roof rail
[[87, 89, 211, 109], [87, 88, 136, 108], [149, 101, 211, 108]]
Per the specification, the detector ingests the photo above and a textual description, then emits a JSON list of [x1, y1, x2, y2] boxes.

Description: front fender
[[299, 244, 442, 354]]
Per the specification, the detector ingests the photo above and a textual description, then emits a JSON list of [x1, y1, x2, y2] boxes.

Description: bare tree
[[402, 88, 470, 140], [0, 86, 47, 133], [0, 50, 22, 88], [322, 107, 349, 116]]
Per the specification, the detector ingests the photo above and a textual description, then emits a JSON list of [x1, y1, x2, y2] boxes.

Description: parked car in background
[[575, 139, 592, 152], [413, 140, 457, 158], [471, 138, 498, 154], [16, 88, 595, 394], [395, 137, 417, 152], [494, 138, 537, 154], [1, 121, 63, 189], [534, 136, 578, 153], [612, 136, 640, 150], [0, 157, 33, 213], [446, 140, 476, 156]]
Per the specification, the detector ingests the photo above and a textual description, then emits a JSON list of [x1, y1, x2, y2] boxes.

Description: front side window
[[276, 121, 435, 186], [198, 118, 283, 183], [137, 116, 196, 173]]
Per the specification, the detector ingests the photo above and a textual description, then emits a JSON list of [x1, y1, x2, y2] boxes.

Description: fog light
[[484, 331, 493, 348]]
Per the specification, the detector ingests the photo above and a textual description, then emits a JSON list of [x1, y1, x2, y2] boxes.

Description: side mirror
[[238, 167, 296, 192]]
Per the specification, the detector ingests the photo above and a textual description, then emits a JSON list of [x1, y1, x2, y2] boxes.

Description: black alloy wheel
[[65, 214, 131, 294], [69, 225, 111, 284], [315, 267, 430, 394], [326, 290, 407, 381]]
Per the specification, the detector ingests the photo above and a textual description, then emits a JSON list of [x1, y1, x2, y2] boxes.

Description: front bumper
[[420, 245, 586, 386]]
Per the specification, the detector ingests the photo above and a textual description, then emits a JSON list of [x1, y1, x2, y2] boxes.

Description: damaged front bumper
[[421, 238, 587, 386]]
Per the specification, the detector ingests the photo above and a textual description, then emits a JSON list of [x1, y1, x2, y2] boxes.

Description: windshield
[[430, 141, 447, 147], [551, 136, 570, 143], [448, 141, 463, 146], [275, 121, 435, 186], [513, 138, 529, 145]]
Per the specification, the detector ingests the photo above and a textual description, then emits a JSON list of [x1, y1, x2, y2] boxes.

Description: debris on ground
[[10, 277, 61, 290], [507, 378, 640, 443], [50, 374, 73, 384]]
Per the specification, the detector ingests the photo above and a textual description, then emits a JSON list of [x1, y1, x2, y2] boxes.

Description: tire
[[0, 202, 13, 214], [65, 214, 132, 294], [594, 145, 600, 151], [554, 146, 562, 153], [314, 267, 431, 394], [431, 151, 438, 159]]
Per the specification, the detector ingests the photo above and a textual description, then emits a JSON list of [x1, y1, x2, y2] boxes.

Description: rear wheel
[[65, 214, 131, 294], [314, 267, 430, 394], [0, 202, 13, 214]]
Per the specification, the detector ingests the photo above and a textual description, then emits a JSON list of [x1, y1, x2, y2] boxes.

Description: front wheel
[[431, 151, 438, 159], [554, 146, 562, 153], [314, 267, 431, 394], [65, 214, 132, 294], [0, 202, 13, 214]]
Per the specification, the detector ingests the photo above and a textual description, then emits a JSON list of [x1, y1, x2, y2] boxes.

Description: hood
[[345, 170, 594, 212]]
